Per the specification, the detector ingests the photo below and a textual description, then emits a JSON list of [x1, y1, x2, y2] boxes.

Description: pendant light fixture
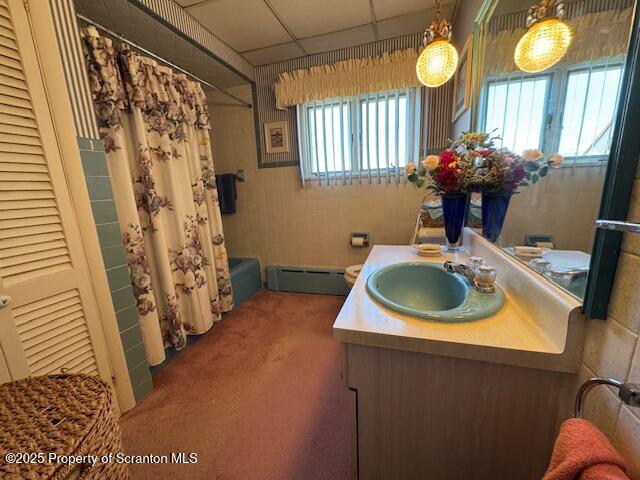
[[514, 0, 572, 73], [416, 0, 458, 88]]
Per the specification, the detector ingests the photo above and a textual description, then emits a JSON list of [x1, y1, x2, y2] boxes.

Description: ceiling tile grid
[[242, 41, 306, 66], [180, 0, 458, 66], [75, 0, 458, 89], [268, 0, 371, 38], [187, 0, 292, 52], [299, 24, 376, 55]]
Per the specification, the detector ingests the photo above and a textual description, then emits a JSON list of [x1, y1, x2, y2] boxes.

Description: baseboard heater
[[266, 265, 349, 296]]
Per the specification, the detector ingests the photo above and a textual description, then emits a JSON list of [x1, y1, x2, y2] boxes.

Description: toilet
[[344, 264, 363, 289]]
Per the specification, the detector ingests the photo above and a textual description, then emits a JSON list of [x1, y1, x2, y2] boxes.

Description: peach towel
[[543, 418, 629, 480]]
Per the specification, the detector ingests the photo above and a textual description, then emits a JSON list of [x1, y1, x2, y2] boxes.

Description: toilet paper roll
[[351, 237, 365, 247]]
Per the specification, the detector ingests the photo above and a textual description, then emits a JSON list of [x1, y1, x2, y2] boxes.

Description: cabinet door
[[0, 0, 112, 384]]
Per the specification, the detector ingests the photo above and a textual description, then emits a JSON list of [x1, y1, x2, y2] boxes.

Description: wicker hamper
[[0, 374, 129, 480]]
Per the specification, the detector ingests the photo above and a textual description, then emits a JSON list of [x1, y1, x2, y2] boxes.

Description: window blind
[[479, 58, 624, 168], [297, 87, 421, 186]]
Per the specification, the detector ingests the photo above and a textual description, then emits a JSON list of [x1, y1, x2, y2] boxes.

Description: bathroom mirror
[[470, 0, 637, 301]]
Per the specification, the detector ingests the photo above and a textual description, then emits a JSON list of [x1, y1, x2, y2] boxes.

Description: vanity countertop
[[333, 236, 586, 373]]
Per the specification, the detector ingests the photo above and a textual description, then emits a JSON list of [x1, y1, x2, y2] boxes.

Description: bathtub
[[228, 257, 262, 307], [151, 257, 261, 373]]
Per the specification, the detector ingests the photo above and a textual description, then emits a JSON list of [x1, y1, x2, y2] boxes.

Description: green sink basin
[[366, 262, 505, 322]]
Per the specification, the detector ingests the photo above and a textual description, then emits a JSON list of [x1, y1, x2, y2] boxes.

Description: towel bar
[[595, 220, 640, 233], [574, 377, 640, 418]]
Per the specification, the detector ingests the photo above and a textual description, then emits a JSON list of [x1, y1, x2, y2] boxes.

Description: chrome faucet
[[443, 257, 497, 293]]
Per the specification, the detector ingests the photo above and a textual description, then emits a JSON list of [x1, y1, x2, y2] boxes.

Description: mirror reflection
[[474, 0, 635, 299]]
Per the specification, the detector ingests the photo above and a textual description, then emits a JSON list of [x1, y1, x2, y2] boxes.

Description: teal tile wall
[[78, 137, 153, 402]]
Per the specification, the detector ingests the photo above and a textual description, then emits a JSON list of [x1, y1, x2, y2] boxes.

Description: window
[[297, 88, 421, 183], [480, 59, 624, 164], [558, 64, 624, 160], [482, 75, 551, 153]]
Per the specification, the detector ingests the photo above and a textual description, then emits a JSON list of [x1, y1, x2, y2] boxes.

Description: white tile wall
[[209, 85, 425, 270], [501, 166, 605, 252], [576, 167, 640, 478]]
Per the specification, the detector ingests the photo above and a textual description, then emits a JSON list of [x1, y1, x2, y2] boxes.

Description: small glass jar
[[546, 269, 574, 289], [530, 258, 551, 275], [467, 256, 485, 275]]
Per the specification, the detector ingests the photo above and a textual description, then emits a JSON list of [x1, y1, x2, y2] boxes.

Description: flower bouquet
[[406, 140, 478, 250], [407, 132, 557, 244], [471, 144, 554, 242]]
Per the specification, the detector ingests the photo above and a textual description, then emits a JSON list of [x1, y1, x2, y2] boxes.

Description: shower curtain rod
[[76, 14, 253, 109]]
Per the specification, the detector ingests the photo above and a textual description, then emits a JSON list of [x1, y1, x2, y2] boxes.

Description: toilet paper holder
[[350, 232, 369, 248]]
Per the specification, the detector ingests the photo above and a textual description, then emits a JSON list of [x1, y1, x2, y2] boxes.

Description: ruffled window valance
[[484, 7, 633, 75], [273, 48, 421, 109]]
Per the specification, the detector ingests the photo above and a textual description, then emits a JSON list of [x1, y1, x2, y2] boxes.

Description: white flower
[[134, 272, 151, 289], [548, 153, 563, 167], [421, 155, 440, 171], [405, 162, 417, 175], [184, 271, 196, 289], [522, 149, 544, 162]]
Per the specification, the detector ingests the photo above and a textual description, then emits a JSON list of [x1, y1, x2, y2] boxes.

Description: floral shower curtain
[[81, 26, 233, 366]]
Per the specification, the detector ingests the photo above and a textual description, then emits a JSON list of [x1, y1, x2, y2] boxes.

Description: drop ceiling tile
[[269, 0, 371, 38], [376, 4, 455, 40], [299, 24, 375, 55], [373, 0, 455, 20], [188, 0, 292, 52], [242, 42, 305, 66]]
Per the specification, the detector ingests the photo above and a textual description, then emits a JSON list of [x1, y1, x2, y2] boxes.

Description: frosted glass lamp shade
[[514, 18, 572, 73], [416, 39, 459, 88]]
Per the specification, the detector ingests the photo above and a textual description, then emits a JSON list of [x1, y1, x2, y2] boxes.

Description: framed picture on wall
[[264, 121, 290, 154], [452, 35, 473, 122]]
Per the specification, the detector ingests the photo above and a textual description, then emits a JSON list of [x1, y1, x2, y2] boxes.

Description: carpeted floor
[[120, 290, 352, 480]]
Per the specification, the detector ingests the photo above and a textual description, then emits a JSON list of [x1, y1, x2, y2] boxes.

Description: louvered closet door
[[0, 0, 112, 383]]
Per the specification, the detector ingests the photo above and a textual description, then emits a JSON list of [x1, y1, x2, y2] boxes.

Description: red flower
[[436, 167, 459, 191], [439, 151, 456, 166]]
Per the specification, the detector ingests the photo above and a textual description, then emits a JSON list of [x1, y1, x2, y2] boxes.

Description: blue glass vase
[[441, 192, 469, 251], [481, 191, 513, 243]]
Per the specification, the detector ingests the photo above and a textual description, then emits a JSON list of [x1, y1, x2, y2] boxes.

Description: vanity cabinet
[[343, 343, 574, 480], [334, 240, 586, 480]]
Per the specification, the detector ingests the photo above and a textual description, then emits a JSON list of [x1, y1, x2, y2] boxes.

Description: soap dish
[[413, 243, 442, 257], [510, 246, 551, 259]]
